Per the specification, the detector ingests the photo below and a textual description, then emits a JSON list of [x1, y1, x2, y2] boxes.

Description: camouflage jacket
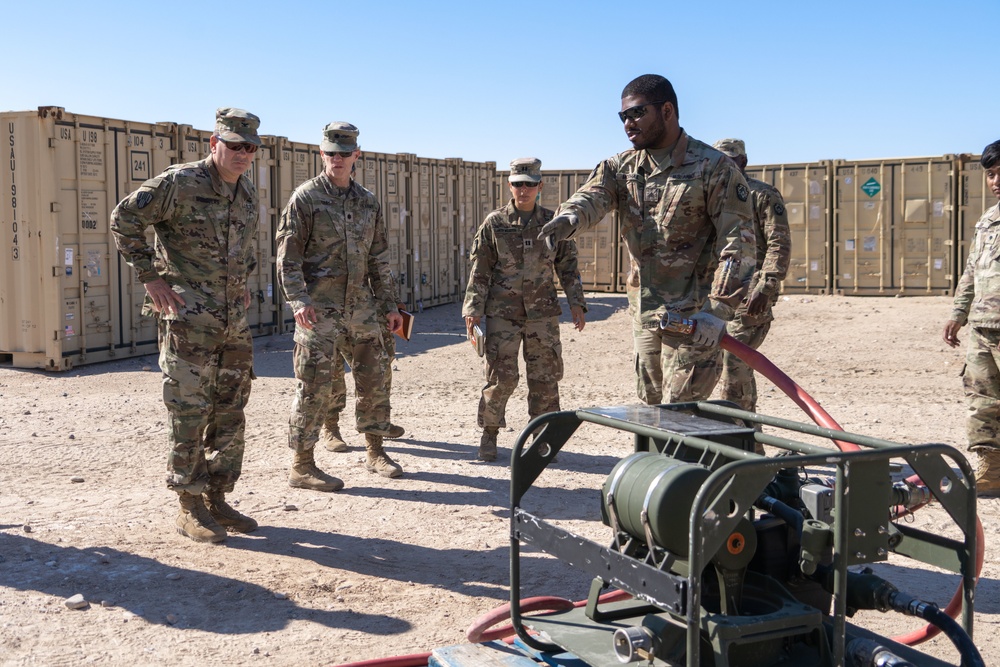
[[276, 173, 399, 318], [953, 203, 1000, 328], [110, 157, 259, 328], [462, 200, 586, 320], [734, 176, 792, 325], [554, 130, 755, 329]]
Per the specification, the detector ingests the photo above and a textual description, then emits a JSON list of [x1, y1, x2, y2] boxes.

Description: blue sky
[[2, 1, 995, 170]]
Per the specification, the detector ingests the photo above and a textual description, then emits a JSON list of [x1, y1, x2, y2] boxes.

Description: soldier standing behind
[[943, 139, 1000, 496], [111, 107, 262, 543], [277, 122, 404, 487], [538, 75, 755, 404], [712, 139, 791, 423], [463, 158, 587, 462]]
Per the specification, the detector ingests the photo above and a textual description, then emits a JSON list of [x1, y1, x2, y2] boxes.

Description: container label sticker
[[810, 205, 821, 220], [933, 201, 944, 217], [844, 176, 853, 185], [934, 258, 943, 270], [861, 177, 881, 198], [86, 249, 102, 277], [846, 239, 856, 251], [65, 248, 74, 265], [64, 325, 75, 337], [811, 261, 819, 271], [843, 272, 852, 279], [864, 236, 876, 252], [864, 202, 875, 210], [79, 131, 103, 179], [81, 190, 101, 230], [267, 283, 273, 298]]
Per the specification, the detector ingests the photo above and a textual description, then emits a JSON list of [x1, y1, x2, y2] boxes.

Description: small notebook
[[472, 324, 485, 357], [394, 310, 414, 341]]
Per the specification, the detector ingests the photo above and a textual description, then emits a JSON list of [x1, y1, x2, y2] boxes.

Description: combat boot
[[478, 428, 498, 462], [321, 418, 349, 453], [176, 492, 227, 543], [365, 433, 403, 478], [974, 449, 1000, 497], [289, 448, 344, 492], [204, 490, 258, 533], [384, 423, 405, 439]]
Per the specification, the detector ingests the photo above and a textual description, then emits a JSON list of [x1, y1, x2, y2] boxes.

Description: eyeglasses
[[618, 100, 667, 123], [511, 182, 539, 189], [323, 150, 355, 158], [218, 139, 259, 153]]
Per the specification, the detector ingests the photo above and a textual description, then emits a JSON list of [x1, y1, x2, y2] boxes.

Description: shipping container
[[746, 162, 833, 294], [957, 154, 993, 277], [832, 157, 955, 295]]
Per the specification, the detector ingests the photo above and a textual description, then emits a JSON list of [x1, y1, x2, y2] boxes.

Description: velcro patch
[[736, 183, 749, 202], [774, 202, 785, 216], [135, 191, 154, 209]]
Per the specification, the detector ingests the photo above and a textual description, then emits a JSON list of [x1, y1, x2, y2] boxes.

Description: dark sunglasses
[[219, 139, 259, 153], [323, 150, 355, 158], [511, 182, 539, 189], [618, 100, 667, 123]]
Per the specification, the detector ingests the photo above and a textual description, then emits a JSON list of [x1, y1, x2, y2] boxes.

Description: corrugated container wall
[[745, 162, 833, 294], [2, 107, 496, 370], [832, 157, 955, 295]]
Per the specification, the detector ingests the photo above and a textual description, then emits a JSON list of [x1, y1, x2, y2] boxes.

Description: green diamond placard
[[861, 177, 881, 198]]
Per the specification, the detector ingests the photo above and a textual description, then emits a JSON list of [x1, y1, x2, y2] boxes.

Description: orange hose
[[720, 334, 985, 646]]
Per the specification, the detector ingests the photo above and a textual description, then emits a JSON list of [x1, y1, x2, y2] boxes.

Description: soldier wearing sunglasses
[[538, 74, 756, 405], [277, 122, 405, 487], [463, 158, 587, 462], [111, 108, 263, 543]]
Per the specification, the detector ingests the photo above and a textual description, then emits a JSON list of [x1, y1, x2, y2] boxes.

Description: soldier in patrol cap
[[463, 157, 587, 462], [111, 107, 262, 543], [944, 139, 1000, 496], [538, 75, 755, 405], [278, 121, 405, 487], [711, 138, 791, 437]]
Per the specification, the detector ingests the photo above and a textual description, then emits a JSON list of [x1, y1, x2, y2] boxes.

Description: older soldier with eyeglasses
[[463, 158, 587, 462], [539, 74, 756, 406], [277, 122, 405, 486], [111, 107, 262, 543]]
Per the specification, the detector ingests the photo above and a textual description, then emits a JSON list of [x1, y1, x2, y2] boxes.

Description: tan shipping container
[[832, 157, 955, 295], [957, 154, 994, 277], [745, 162, 833, 294]]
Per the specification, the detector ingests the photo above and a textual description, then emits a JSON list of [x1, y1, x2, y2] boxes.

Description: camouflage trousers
[[719, 318, 772, 412], [289, 313, 390, 452], [633, 324, 722, 404], [323, 324, 396, 432], [158, 319, 254, 494], [962, 327, 1000, 454], [478, 316, 562, 431]]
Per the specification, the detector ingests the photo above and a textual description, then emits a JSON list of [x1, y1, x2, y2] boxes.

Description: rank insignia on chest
[[737, 183, 749, 202], [524, 239, 533, 248]]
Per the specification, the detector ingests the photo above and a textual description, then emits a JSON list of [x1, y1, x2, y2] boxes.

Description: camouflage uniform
[[277, 173, 399, 452], [110, 146, 258, 496], [555, 130, 755, 403], [718, 175, 791, 412], [462, 200, 587, 431], [952, 202, 1000, 457]]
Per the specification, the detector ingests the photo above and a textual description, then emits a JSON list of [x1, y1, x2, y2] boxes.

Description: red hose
[[331, 653, 430, 667], [721, 334, 985, 646]]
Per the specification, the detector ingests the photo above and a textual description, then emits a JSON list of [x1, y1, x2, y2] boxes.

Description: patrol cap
[[215, 108, 261, 146], [713, 138, 746, 158], [321, 122, 360, 152], [509, 157, 542, 184]]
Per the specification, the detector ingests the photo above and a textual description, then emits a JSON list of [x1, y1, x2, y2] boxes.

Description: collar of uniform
[[988, 202, 1000, 223], [319, 172, 356, 198], [639, 129, 690, 178], [504, 199, 537, 224], [205, 156, 251, 198]]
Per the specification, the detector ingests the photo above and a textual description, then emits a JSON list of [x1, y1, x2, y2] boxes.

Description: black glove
[[538, 214, 578, 250]]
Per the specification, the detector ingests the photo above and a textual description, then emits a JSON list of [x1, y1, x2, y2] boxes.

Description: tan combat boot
[[289, 448, 344, 492], [321, 416, 349, 453], [974, 449, 1000, 497], [176, 492, 227, 543], [204, 490, 258, 533], [365, 433, 403, 478], [478, 429, 498, 462], [384, 423, 405, 439]]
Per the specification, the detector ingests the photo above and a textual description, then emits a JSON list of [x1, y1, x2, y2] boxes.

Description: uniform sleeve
[[110, 175, 175, 284], [952, 242, 978, 325], [276, 192, 312, 313], [366, 201, 400, 314], [755, 187, 792, 298], [461, 217, 498, 318], [554, 159, 620, 232], [703, 162, 756, 319], [555, 239, 587, 311]]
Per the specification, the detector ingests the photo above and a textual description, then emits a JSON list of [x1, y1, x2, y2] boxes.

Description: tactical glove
[[690, 311, 726, 347], [538, 214, 578, 250]]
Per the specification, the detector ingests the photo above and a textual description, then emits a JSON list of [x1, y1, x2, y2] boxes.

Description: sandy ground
[[1, 294, 998, 666]]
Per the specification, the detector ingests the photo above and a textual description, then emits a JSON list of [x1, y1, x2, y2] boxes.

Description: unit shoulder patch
[[774, 202, 785, 216], [736, 183, 749, 202]]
